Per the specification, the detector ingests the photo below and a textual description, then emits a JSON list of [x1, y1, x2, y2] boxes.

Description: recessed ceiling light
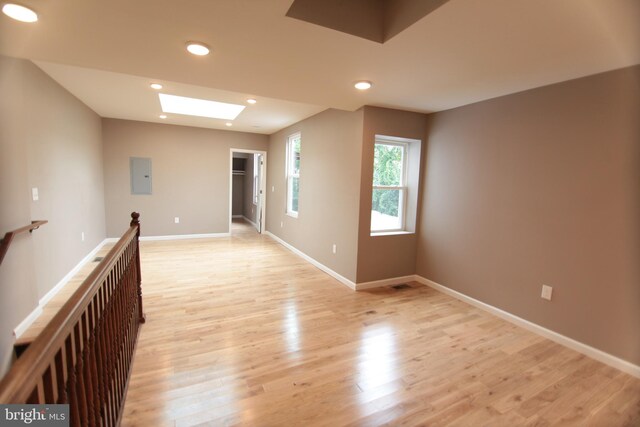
[[159, 114, 167, 119], [225, 122, 233, 127], [2, 3, 38, 22], [246, 98, 257, 105], [150, 83, 163, 90], [186, 42, 210, 56], [159, 93, 245, 120], [354, 81, 372, 90]]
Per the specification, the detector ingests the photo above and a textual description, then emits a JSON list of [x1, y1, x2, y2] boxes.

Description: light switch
[[31, 187, 39, 201]]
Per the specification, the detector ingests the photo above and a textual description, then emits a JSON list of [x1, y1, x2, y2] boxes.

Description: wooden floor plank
[[109, 219, 640, 426]]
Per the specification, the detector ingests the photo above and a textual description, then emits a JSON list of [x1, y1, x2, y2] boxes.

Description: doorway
[[229, 149, 267, 235]]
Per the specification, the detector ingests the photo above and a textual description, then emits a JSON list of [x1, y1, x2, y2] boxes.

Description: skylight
[[158, 94, 245, 120]]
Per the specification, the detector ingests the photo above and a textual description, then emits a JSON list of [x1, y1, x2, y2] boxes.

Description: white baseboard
[[107, 233, 230, 242], [413, 275, 640, 379], [242, 216, 258, 230], [355, 275, 416, 291], [139, 233, 230, 241], [13, 306, 43, 339], [39, 238, 110, 307], [265, 231, 356, 290], [14, 237, 111, 339]]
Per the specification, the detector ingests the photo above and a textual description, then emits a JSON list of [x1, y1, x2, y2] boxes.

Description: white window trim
[[371, 138, 409, 234], [286, 132, 300, 218]]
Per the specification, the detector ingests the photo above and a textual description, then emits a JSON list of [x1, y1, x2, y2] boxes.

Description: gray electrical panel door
[[130, 157, 152, 195]]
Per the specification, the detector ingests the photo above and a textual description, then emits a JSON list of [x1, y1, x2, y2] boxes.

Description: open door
[[229, 149, 267, 234], [254, 153, 264, 233]]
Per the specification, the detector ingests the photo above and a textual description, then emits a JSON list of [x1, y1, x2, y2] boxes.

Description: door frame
[[229, 148, 267, 234]]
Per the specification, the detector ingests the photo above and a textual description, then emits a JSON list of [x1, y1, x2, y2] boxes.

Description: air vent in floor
[[93, 257, 104, 262], [391, 284, 410, 290]]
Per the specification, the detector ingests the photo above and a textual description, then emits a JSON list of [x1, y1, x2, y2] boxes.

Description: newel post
[[130, 212, 146, 323]]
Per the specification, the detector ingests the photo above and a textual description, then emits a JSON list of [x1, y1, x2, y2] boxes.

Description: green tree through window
[[287, 133, 301, 216], [372, 144, 403, 217]]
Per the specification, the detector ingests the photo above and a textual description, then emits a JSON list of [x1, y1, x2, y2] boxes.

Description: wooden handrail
[[0, 212, 144, 427], [0, 220, 48, 266]]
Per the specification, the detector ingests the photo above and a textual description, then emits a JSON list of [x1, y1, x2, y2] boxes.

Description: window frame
[[371, 138, 409, 233], [286, 132, 301, 218]]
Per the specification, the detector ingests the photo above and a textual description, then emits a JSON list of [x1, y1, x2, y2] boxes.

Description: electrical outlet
[[332, 244, 337, 254], [272, 186, 275, 192], [81, 232, 85, 242], [541, 285, 553, 301], [31, 187, 39, 201], [174, 217, 180, 224], [280, 221, 284, 228]]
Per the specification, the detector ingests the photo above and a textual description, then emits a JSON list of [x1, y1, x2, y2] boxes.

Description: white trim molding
[[413, 275, 640, 379], [139, 233, 229, 242], [242, 216, 258, 230], [39, 238, 110, 307], [13, 306, 43, 339], [14, 237, 112, 338], [355, 275, 416, 291], [265, 231, 356, 290]]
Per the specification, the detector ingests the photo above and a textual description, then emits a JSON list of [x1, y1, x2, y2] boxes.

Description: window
[[286, 133, 301, 217], [371, 138, 408, 232]]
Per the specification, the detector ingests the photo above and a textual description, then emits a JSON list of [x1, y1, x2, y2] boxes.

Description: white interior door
[[255, 154, 263, 233]]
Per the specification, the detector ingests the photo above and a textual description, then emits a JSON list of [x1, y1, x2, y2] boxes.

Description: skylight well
[[158, 94, 245, 120]]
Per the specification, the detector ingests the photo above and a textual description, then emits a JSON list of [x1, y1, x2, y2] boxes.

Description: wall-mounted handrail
[[0, 220, 48, 267]]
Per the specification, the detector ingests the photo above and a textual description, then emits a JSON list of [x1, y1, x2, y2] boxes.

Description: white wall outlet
[[272, 186, 275, 192], [280, 221, 284, 228], [332, 244, 337, 254], [81, 232, 85, 242], [541, 285, 553, 301], [174, 217, 180, 224], [31, 187, 39, 201]]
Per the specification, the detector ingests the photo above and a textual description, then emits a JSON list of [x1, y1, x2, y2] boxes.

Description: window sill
[[286, 212, 298, 219], [370, 230, 414, 237]]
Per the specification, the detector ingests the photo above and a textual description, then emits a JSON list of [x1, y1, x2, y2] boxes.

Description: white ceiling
[[1, 0, 639, 134], [32, 61, 325, 134]]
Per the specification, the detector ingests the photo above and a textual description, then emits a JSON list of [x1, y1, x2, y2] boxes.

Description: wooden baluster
[[73, 322, 89, 426], [42, 364, 55, 403], [66, 335, 81, 427], [55, 349, 68, 404], [112, 265, 123, 412], [109, 272, 121, 423], [27, 382, 42, 404], [131, 212, 145, 323], [94, 289, 107, 425], [104, 274, 116, 426], [85, 302, 102, 426], [92, 300, 103, 427]]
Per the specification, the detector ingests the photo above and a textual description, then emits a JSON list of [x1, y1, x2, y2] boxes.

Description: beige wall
[[417, 65, 640, 365], [266, 109, 363, 282], [102, 119, 268, 237], [0, 55, 105, 376], [356, 106, 426, 283]]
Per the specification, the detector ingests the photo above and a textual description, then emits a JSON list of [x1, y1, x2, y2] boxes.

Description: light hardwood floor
[[116, 220, 639, 426]]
